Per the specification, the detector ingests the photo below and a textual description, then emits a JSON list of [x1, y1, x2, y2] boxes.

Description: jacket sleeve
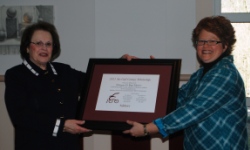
[[4, 69, 61, 135]]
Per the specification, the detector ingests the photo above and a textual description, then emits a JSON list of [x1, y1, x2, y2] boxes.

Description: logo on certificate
[[106, 92, 119, 103]]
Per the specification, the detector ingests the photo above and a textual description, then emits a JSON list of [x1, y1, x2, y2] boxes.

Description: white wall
[[0, 0, 95, 74], [0, 0, 197, 75], [0, 82, 14, 150], [0, 0, 214, 149]]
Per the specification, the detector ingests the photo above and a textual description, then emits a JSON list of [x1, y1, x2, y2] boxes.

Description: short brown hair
[[192, 16, 236, 55], [20, 21, 61, 61]]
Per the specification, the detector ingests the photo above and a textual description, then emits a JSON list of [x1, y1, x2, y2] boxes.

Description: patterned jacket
[[5, 59, 86, 150]]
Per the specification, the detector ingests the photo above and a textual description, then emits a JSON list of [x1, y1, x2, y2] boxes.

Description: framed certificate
[[77, 58, 181, 131]]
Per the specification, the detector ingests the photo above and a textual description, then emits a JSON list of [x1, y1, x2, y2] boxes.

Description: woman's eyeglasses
[[30, 41, 54, 48], [196, 40, 222, 46]]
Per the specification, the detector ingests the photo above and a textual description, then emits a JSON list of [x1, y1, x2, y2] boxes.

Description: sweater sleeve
[[154, 67, 241, 137]]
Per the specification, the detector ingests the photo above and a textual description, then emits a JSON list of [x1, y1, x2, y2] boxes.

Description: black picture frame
[[77, 58, 181, 131]]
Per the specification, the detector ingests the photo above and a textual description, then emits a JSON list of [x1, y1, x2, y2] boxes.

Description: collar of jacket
[[23, 59, 58, 76]]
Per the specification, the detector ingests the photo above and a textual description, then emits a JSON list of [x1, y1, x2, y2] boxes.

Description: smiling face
[[196, 30, 227, 63], [27, 30, 53, 70]]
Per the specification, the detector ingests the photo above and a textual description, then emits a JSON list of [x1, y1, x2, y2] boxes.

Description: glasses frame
[[30, 41, 54, 48], [196, 40, 222, 46]]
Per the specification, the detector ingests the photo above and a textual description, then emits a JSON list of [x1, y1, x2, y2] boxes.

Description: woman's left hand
[[63, 119, 92, 134]]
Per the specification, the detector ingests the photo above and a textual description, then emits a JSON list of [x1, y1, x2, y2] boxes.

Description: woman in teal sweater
[[123, 16, 248, 150]]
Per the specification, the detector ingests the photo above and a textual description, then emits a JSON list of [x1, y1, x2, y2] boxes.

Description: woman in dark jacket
[[5, 21, 91, 150]]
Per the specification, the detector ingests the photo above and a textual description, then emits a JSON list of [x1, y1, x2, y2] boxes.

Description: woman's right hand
[[123, 120, 145, 137], [123, 120, 159, 137], [121, 54, 139, 61], [121, 54, 155, 61]]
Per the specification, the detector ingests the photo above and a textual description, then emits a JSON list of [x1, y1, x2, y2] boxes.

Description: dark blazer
[[5, 59, 86, 150]]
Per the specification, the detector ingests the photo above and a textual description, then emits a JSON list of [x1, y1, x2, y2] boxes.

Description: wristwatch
[[143, 124, 149, 136]]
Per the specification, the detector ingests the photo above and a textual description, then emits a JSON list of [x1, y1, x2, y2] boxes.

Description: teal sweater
[[154, 55, 248, 150]]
